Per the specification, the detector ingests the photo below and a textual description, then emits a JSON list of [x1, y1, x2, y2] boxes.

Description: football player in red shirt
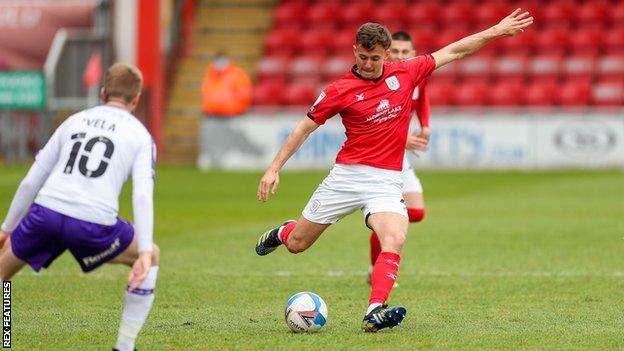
[[256, 10, 533, 332], [367, 31, 431, 288]]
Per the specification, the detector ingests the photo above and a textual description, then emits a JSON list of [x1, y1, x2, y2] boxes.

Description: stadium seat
[[289, 56, 323, 79], [525, 81, 559, 106], [300, 29, 334, 56], [534, 28, 569, 55], [375, 2, 409, 24], [489, 81, 524, 106], [570, 28, 604, 55], [256, 56, 289, 78], [253, 81, 283, 106], [264, 29, 300, 56], [475, 2, 511, 27], [341, 5, 373, 28], [498, 29, 535, 56], [559, 80, 591, 106], [528, 55, 563, 83], [455, 82, 490, 106], [441, 2, 474, 25], [597, 55, 624, 81], [604, 29, 624, 55], [323, 56, 353, 81], [435, 29, 470, 52], [283, 82, 319, 106], [331, 31, 355, 57], [273, 2, 306, 29], [541, 2, 576, 26], [611, 3, 624, 28], [429, 61, 458, 85], [577, 2, 610, 25], [409, 28, 436, 54], [456, 56, 493, 80], [591, 81, 624, 106], [308, 2, 342, 25], [562, 55, 596, 81], [406, 3, 441, 27], [493, 55, 527, 82], [426, 81, 456, 106]]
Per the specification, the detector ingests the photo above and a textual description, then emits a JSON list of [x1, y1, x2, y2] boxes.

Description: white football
[[284, 292, 328, 332]]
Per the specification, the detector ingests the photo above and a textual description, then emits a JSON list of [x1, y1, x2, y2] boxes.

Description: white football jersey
[[34, 105, 155, 225]]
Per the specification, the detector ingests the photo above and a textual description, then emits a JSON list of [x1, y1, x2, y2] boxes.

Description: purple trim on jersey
[[127, 286, 154, 296], [11, 204, 134, 273]]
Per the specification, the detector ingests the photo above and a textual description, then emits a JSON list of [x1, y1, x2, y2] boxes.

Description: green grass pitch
[[0, 166, 623, 350]]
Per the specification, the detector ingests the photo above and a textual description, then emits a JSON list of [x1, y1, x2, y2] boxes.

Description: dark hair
[[392, 31, 412, 42], [355, 23, 392, 50]]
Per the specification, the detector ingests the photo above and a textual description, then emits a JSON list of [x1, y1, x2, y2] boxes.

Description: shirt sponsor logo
[[376, 99, 390, 112], [385, 76, 400, 91]]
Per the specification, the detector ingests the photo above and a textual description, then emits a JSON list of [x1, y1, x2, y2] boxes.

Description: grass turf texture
[[0, 167, 623, 350]]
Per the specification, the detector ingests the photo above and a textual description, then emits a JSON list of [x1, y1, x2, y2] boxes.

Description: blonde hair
[[103, 63, 143, 103]]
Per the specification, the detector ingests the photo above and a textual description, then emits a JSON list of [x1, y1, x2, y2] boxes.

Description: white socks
[[366, 303, 382, 315], [115, 266, 158, 351]]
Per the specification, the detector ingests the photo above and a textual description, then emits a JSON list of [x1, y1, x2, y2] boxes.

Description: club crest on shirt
[[385, 76, 400, 91]]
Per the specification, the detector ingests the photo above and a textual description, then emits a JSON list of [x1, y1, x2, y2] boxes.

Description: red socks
[[278, 221, 296, 244], [407, 208, 425, 223], [369, 231, 382, 266], [369, 251, 401, 305]]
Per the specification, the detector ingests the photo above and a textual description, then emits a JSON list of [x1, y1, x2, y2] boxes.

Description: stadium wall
[[198, 112, 624, 170]]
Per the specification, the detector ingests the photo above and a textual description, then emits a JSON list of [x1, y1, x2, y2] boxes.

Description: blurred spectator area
[[253, 0, 624, 107]]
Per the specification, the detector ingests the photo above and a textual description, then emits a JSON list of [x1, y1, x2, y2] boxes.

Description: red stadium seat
[[498, 29, 535, 56], [455, 82, 490, 106], [330, 31, 355, 57], [283, 82, 319, 106], [541, 2, 576, 26], [289, 56, 322, 79], [406, 3, 441, 28], [525, 81, 559, 106], [591, 81, 624, 106], [570, 28, 604, 55], [597, 55, 624, 81], [430, 61, 458, 85], [577, 2, 610, 25], [456, 56, 493, 80], [300, 29, 334, 56], [559, 80, 591, 106], [426, 81, 456, 106], [534, 28, 569, 55], [308, 3, 342, 25], [475, 3, 511, 27], [489, 81, 524, 106], [604, 29, 624, 55], [611, 3, 624, 28], [528, 55, 563, 83], [341, 5, 373, 27], [256, 56, 289, 77], [264, 29, 300, 56], [273, 3, 306, 29], [435, 29, 470, 52], [323, 56, 353, 81], [409, 28, 436, 53], [375, 2, 409, 24], [441, 3, 474, 25], [253, 81, 283, 106]]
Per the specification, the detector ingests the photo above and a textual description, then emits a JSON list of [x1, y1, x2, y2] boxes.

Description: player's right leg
[[256, 217, 330, 255], [0, 236, 27, 281], [109, 236, 160, 351]]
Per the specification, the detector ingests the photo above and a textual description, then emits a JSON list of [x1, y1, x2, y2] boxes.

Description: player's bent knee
[[407, 208, 425, 223]]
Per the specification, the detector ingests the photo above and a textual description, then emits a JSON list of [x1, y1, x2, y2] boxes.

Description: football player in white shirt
[[0, 63, 158, 351]]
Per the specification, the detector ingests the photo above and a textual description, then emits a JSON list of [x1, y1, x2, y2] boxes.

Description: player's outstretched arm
[[431, 8, 533, 69], [257, 117, 320, 202]]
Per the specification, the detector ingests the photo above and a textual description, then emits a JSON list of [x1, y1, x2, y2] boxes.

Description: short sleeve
[[306, 84, 343, 125], [403, 54, 436, 87]]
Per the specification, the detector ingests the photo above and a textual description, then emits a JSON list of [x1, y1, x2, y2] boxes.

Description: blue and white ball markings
[[284, 292, 328, 332]]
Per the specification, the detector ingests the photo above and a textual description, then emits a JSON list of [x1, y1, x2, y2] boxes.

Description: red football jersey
[[308, 55, 436, 171], [412, 81, 430, 128]]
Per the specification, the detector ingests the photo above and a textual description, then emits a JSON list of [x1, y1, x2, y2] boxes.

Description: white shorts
[[402, 153, 423, 194], [302, 164, 407, 225]]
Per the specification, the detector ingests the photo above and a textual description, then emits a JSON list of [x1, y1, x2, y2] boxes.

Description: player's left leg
[[256, 216, 330, 255], [109, 237, 160, 351], [0, 236, 27, 281], [362, 212, 409, 332]]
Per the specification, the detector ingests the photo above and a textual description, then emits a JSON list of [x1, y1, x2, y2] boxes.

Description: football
[[284, 292, 328, 332]]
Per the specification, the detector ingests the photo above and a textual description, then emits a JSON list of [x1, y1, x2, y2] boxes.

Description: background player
[[255, 10, 533, 332], [368, 31, 431, 286], [0, 63, 159, 351]]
